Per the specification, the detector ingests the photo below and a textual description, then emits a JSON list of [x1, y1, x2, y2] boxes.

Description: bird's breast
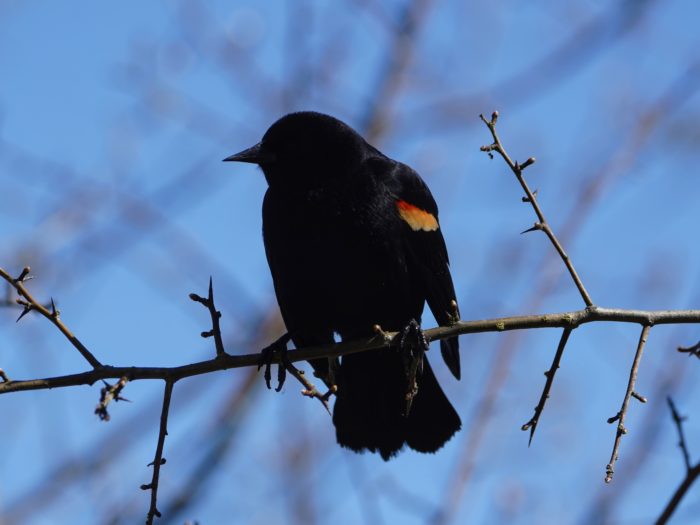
[[262, 186, 420, 335]]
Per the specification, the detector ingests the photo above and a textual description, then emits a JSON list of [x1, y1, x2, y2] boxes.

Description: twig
[[1, 307, 699, 396], [142, 380, 174, 525], [677, 340, 700, 359], [479, 111, 594, 307], [189, 277, 227, 357], [604, 324, 650, 483], [0, 267, 102, 368], [656, 398, 699, 525], [521, 327, 572, 445], [360, 0, 435, 141], [258, 332, 335, 412], [94, 376, 130, 422], [655, 464, 700, 525], [667, 397, 692, 472], [156, 368, 260, 522], [189, 275, 333, 412], [281, 357, 334, 415]]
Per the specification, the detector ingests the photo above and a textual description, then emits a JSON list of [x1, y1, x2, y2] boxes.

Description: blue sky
[[1, 1, 700, 524]]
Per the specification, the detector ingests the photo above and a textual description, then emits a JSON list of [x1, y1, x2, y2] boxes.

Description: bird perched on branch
[[225, 111, 461, 459]]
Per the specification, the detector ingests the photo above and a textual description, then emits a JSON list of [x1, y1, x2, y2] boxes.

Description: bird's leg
[[258, 333, 291, 392], [398, 319, 428, 417]]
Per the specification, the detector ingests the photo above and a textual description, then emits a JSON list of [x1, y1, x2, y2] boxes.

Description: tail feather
[[333, 349, 406, 459], [333, 349, 460, 459], [405, 357, 461, 452], [440, 337, 461, 380]]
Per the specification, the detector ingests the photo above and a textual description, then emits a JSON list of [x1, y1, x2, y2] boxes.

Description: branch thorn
[[50, 297, 59, 318], [678, 340, 700, 359], [520, 223, 542, 235], [15, 302, 32, 322], [522, 189, 538, 203]]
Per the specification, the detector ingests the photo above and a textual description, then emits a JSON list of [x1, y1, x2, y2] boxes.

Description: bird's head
[[224, 111, 370, 189]]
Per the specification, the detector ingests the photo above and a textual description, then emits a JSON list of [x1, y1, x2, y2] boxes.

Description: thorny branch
[[94, 376, 130, 422], [259, 333, 336, 413], [655, 398, 700, 525], [479, 111, 594, 308], [0, 301, 698, 396], [477, 112, 664, 482], [477, 111, 585, 450], [605, 324, 650, 483], [142, 380, 174, 525], [2, 112, 700, 520], [189, 277, 227, 358], [521, 327, 572, 445], [283, 358, 334, 415], [190, 285, 333, 412], [677, 340, 700, 359], [0, 266, 102, 368]]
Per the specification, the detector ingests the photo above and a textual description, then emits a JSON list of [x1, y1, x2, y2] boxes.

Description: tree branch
[[668, 397, 692, 472], [605, 324, 650, 483], [1, 306, 699, 396], [189, 277, 227, 358], [94, 376, 130, 422], [521, 327, 572, 445], [142, 380, 174, 525], [479, 111, 594, 307], [656, 397, 700, 525], [677, 340, 700, 359], [0, 266, 102, 368]]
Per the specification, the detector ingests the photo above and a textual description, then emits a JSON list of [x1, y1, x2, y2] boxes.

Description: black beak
[[223, 142, 275, 164]]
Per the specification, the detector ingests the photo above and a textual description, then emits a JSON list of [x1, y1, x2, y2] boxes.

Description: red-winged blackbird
[[225, 111, 461, 460]]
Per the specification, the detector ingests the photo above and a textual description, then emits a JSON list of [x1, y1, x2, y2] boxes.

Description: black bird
[[225, 111, 461, 459]]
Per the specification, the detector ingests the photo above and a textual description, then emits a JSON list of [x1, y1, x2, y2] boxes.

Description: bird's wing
[[368, 157, 462, 380]]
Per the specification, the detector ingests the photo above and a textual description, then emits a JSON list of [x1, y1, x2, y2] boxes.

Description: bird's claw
[[258, 333, 291, 392], [398, 319, 428, 417]]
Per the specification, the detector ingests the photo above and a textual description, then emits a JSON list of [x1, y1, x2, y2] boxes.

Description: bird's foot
[[398, 319, 428, 417], [258, 333, 291, 392]]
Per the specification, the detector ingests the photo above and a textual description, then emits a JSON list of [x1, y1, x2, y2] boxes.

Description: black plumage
[[225, 111, 461, 459]]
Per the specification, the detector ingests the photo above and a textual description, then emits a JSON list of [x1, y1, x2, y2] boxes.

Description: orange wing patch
[[396, 200, 439, 232]]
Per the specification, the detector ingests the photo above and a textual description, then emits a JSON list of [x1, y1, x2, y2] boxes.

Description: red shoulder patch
[[396, 200, 439, 232]]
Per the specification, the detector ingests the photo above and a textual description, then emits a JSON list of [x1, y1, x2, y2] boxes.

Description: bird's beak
[[223, 142, 275, 164]]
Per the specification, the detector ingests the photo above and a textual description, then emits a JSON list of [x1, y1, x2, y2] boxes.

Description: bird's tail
[[333, 349, 461, 460]]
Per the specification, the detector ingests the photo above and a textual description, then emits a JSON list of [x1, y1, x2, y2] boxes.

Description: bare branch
[[360, 0, 435, 141], [521, 327, 572, 445], [143, 380, 174, 525], [1, 306, 699, 396], [479, 112, 594, 307], [189, 277, 227, 358], [283, 359, 333, 415], [0, 267, 102, 368], [605, 325, 651, 483], [655, 464, 700, 525], [667, 397, 692, 473], [677, 340, 700, 359], [94, 376, 130, 422], [656, 397, 700, 525]]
